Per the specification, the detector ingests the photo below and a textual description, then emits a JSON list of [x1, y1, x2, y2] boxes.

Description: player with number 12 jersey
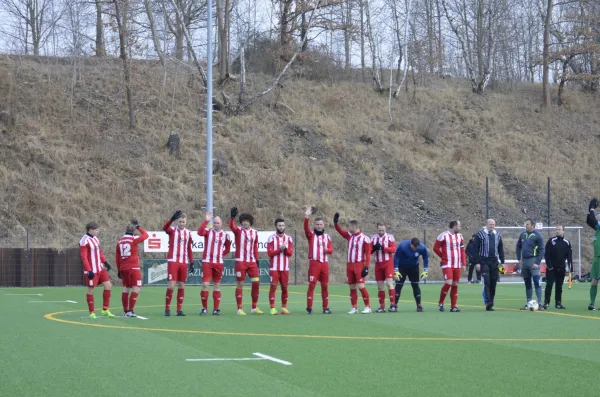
[[116, 220, 149, 317]]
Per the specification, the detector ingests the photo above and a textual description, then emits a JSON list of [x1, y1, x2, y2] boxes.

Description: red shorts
[[121, 269, 142, 288], [308, 260, 329, 284], [202, 262, 224, 283], [270, 270, 289, 286], [346, 262, 366, 285], [167, 262, 188, 283], [443, 267, 461, 282], [235, 261, 259, 281], [85, 269, 110, 287], [375, 261, 394, 282]]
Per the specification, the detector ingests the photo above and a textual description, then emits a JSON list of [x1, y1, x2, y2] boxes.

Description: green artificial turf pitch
[[1, 283, 599, 397]]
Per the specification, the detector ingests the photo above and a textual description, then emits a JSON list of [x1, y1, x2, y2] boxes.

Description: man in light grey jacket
[[516, 219, 545, 310]]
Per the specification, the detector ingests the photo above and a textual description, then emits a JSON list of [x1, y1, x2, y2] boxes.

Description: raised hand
[[230, 207, 238, 219], [171, 210, 183, 221], [304, 206, 312, 217], [131, 219, 140, 229], [333, 212, 340, 224], [205, 212, 212, 222]]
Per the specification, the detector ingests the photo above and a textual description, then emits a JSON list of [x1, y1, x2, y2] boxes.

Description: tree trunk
[[114, 0, 136, 129], [224, 0, 231, 76], [175, 22, 184, 60], [542, 0, 553, 107], [143, 0, 165, 67], [557, 56, 573, 106], [435, 0, 443, 75], [343, 0, 352, 70], [360, 0, 365, 82], [476, 0, 484, 80], [95, 0, 106, 56], [217, 0, 227, 81], [364, 0, 382, 91]]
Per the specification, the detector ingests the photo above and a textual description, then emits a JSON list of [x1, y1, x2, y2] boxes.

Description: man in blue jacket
[[516, 219, 546, 311], [392, 238, 429, 312]]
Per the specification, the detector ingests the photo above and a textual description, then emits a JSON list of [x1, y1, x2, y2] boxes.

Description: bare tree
[[113, 0, 136, 128], [364, 0, 383, 91], [541, 0, 554, 107]]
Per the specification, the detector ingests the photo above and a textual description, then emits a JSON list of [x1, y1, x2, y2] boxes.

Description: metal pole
[[578, 228, 582, 279], [25, 230, 30, 287], [205, 0, 214, 213], [485, 177, 489, 219], [547, 177, 551, 227], [294, 230, 297, 285]]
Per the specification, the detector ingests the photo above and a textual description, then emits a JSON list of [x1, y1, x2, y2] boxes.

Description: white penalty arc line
[[186, 353, 292, 366], [5, 293, 43, 296], [29, 300, 78, 303]]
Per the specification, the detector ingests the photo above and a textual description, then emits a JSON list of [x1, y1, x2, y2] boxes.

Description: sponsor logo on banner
[[147, 262, 168, 284], [143, 231, 275, 253]]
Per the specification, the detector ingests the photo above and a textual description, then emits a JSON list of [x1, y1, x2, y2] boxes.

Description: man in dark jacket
[[473, 219, 505, 311], [543, 225, 572, 310], [466, 235, 481, 283], [516, 219, 546, 310]]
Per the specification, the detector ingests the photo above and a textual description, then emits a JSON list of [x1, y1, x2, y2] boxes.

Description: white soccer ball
[[527, 300, 539, 311]]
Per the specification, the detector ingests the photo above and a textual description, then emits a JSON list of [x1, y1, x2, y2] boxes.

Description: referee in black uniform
[[543, 225, 572, 310], [473, 219, 505, 311]]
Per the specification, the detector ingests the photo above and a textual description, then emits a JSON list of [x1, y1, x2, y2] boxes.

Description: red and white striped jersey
[[198, 221, 232, 264], [267, 233, 294, 271], [163, 220, 194, 264], [79, 234, 107, 273], [433, 231, 466, 269], [303, 218, 333, 263], [370, 233, 397, 263], [229, 218, 259, 263], [335, 224, 372, 266], [115, 227, 149, 271]]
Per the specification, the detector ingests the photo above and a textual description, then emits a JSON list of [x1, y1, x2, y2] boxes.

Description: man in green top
[[586, 199, 600, 310], [516, 219, 546, 310]]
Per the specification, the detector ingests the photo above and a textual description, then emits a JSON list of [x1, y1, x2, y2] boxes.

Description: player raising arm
[[371, 223, 397, 312], [116, 220, 149, 317], [198, 212, 232, 315], [304, 207, 333, 314], [393, 238, 428, 312], [266, 218, 294, 315], [587, 199, 600, 310], [163, 210, 194, 316], [229, 207, 262, 315], [334, 213, 372, 314], [434, 220, 466, 312], [79, 221, 115, 319]]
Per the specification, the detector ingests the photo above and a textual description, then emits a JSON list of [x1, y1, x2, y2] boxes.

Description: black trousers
[[544, 267, 566, 304], [481, 258, 499, 305], [395, 266, 421, 305], [467, 261, 481, 282]]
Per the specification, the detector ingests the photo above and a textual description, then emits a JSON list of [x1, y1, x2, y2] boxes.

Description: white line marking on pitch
[[6, 293, 43, 296], [28, 300, 77, 303], [135, 316, 148, 320], [186, 353, 292, 366]]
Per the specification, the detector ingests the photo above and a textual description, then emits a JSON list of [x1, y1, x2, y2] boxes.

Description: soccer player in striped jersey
[[162, 210, 194, 317], [334, 213, 373, 314], [371, 223, 397, 312], [198, 212, 232, 315], [433, 220, 467, 312], [304, 207, 333, 314], [79, 221, 115, 319], [115, 219, 149, 317], [229, 207, 262, 315], [266, 218, 294, 315]]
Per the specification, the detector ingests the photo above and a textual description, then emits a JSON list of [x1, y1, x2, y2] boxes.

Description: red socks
[[251, 282, 260, 309], [359, 288, 370, 307], [281, 285, 288, 308], [121, 292, 129, 312], [389, 289, 395, 305], [235, 288, 243, 310], [213, 290, 221, 311], [165, 288, 173, 310], [439, 284, 451, 305], [128, 292, 138, 312], [102, 290, 110, 310], [86, 293, 94, 313], [176, 288, 184, 312], [350, 289, 358, 308], [307, 283, 316, 310], [201, 290, 209, 309], [450, 285, 458, 308], [322, 285, 329, 310], [269, 285, 277, 308], [378, 291, 385, 309]]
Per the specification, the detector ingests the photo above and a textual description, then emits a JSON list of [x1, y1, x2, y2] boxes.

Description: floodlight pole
[[206, 0, 214, 214]]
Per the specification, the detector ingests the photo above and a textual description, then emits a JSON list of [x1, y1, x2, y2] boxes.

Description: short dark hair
[[349, 220, 359, 227], [449, 220, 458, 229], [525, 218, 535, 225], [376, 222, 385, 227], [274, 218, 285, 226], [239, 213, 254, 226], [314, 217, 324, 222], [556, 224, 564, 230], [410, 238, 420, 247], [86, 221, 99, 231]]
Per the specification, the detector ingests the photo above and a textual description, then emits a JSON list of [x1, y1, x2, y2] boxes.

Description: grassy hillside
[[1, 55, 599, 277]]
